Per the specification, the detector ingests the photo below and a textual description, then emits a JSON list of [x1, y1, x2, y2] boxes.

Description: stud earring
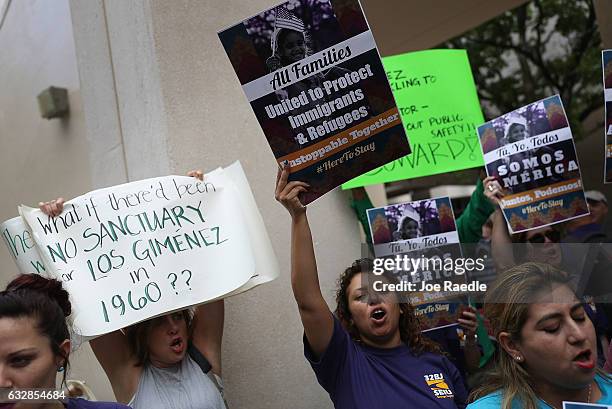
[[515, 356, 522, 362]]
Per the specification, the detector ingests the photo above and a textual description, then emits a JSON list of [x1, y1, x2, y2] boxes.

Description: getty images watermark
[[370, 254, 489, 294]]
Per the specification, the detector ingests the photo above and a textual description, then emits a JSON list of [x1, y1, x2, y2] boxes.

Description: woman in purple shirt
[[275, 165, 467, 409], [0, 273, 130, 409]]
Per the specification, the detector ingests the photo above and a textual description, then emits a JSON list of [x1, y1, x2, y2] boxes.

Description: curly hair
[[334, 258, 441, 355]]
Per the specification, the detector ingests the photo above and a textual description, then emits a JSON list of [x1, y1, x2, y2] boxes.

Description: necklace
[[539, 383, 592, 409]]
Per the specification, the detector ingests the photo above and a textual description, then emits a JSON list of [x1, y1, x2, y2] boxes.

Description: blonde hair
[[470, 262, 603, 409]]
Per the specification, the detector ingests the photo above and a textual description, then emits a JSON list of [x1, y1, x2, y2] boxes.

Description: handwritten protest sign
[[342, 49, 484, 189], [222, 162, 279, 296], [366, 197, 469, 331], [218, 0, 410, 203], [1, 217, 46, 274], [603, 50, 612, 183], [12, 162, 278, 337], [478, 95, 588, 233]]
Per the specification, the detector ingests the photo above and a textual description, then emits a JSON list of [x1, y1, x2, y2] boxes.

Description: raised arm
[[192, 300, 224, 376], [457, 307, 481, 374], [455, 176, 495, 244], [482, 177, 515, 271], [275, 165, 333, 358], [185, 169, 225, 376], [39, 198, 140, 403], [89, 331, 140, 403]]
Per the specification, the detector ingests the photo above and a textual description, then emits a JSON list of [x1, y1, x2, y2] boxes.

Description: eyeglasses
[[526, 230, 560, 244]]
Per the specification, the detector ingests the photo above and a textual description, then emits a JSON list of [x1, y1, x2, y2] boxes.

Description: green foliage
[[442, 0, 602, 139]]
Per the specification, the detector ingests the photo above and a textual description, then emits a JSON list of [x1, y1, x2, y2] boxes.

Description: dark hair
[[1, 273, 71, 385], [506, 123, 525, 135], [334, 259, 441, 355], [125, 310, 193, 366], [275, 28, 309, 64]]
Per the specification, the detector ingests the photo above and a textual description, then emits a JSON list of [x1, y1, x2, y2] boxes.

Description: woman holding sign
[[275, 164, 467, 409], [39, 171, 227, 409], [0, 273, 130, 409], [467, 263, 612, 409]]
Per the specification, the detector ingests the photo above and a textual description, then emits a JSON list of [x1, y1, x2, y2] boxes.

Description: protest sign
[[222, 162, 280, 296], [366, 196, 459, 258], [343, 49, 484, 189], [14, 162, 278, 337], [478, 95, 588, 233], [563, 403, 612, 409], [218, 0, 410, 204], [603, 50, 612, 183], [366, 197, 469, 331], [1, 216, 46, 274]]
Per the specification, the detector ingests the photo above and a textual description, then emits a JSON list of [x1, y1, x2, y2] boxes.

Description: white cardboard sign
[[5, 162, 278, 337]]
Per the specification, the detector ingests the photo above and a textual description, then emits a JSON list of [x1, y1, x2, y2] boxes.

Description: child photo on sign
[[219, 0, 411, 203]]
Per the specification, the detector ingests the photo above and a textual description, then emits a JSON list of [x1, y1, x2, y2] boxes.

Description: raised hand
[[275, 163, 309, 219], [483, 176, 504, 208], [187, 169, 204, 181], [39, 198, 65, 217], [458, 306, 478, 341]]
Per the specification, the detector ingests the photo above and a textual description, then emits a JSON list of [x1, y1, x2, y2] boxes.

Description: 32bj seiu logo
[[424, 373, 454, 399]]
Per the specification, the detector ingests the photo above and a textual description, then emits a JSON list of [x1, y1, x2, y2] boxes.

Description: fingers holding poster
[[8, 162, 278, 337], [478, 95, 588, 233], [218, 0, 410, 204]]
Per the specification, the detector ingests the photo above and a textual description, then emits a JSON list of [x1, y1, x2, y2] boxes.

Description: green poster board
[[342, 49, 484, 189]]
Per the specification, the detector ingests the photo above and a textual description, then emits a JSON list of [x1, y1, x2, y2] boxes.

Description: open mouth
[[170, 337, 184, 354], [370, 308, 386, 322], [573, 349, 595, 370]]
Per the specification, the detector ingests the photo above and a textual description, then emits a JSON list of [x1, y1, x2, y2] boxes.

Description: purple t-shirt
[[304, 317, 467, 409]]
